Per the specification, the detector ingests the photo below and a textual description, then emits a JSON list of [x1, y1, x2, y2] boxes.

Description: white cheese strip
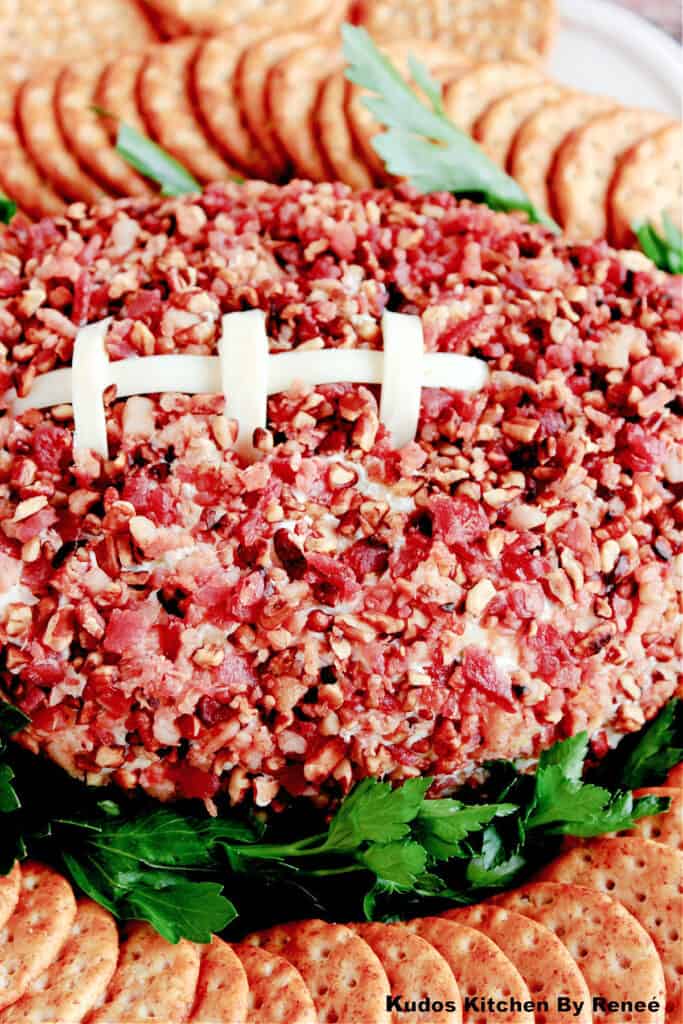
[[379, 310, 424, 448], [71, 317, 112, 457], [11, 313, 489, 457], [219, 309, 269, 459]]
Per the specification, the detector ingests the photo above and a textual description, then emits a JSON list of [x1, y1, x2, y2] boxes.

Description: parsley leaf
[[465, 826, 526, 888], [125, 880, 236, 944], [342, 25, 557, 229], [116, 122, 201, 197], [0, 194, 16, 225], [619, 698, 683, 788], [325, 777, 432, 850], [359, 840, 428, 889], [414, 800, 515, 860], [0, 701, 30, 738], [634, 214, 683, 273]]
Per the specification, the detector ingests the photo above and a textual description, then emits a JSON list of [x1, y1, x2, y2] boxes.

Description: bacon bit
[[103, 607, 155, 654], [461, 647, 514, 711], [429, 495, 489, 547]]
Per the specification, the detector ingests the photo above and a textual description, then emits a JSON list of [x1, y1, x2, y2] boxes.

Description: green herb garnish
[[0, 194, 16, 225], [0, 700, 679, 939], [116, 122, 201, 197], [634, 213, 683, 273], [342, 25, 558, 230]]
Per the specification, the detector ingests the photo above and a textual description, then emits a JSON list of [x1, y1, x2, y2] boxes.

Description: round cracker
[[0, 118, 65, 220], [539, 837, 683, 1021], [232, 943, 317, 1024], [442, 61, 545, 135], [493, 882, 666, 1024], [96, 52, 150, 141], [352, 0, 436, 42], [56, 60, 151, 198], [445, 904, 591, 1024], [474, 81, 566, 167], [245, 919, 390, 1024], [17, 69, 105, 206], [354, 921, 462, 1024], [617, 788, 683, 855], [0, 862, 77, 1011], [430, 0, 556, 58], [0, 69, 65, 219], [0, 0, 157, 69], [550, 108, 672, 241], [407, 917, 532, 1024], [666, 763, 683, 788], [237, 31, 317, 180], [268, 42, 344, 182], [137, 0, 328, 35], [316, 72, 375, 189], [89, 921, 201, 1023], [193, 30, 273, 179], [0, 900, 118, 1024], [347, 43, 470, 184], [0, 864, 21, 933], [189, 936, 249, 1023], [138, 38, 240, 186], [509, 92, 617, 215], [609, 123, 683, 248]]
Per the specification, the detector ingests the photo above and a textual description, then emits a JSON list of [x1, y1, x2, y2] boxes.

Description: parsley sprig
[[342, 25, 558, 230], [634, 213, 683, 273]]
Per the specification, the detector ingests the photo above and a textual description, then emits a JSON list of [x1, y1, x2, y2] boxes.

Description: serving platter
[[553, 0, 681, 115]]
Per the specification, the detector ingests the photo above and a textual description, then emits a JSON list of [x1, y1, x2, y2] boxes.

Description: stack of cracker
[[0, 766, 680, 1023], [1, 13, 680, 248]]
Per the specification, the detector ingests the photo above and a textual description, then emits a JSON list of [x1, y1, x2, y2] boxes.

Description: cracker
[[474, 81, 566, 167], [352, 0, 436, 42], [540, 837, 683, 1021], [245, 919, 390, 1024], [17, 69, 105, 206], [89, 921, 201, 1023], [268, 43, 344, 181], [96, 52, 150, 140], [354, 0, 555, 58], [550, 108, 672, 241], [0, 119, 66, 220], [0, 862, 77, 1011], [137, 0, 329, 35], [316, 72, 375, 189], [430, 0, 556, 58], [347, 43, 470, 183], [509, 92, 617, 215], [0, 864, 21, 933], [407, 917, 532, 1024], [354, 921, 462, 1023], [189, 936, 249, 1023], [442, 61, 545, 134], [617, 788, 683, 854], [232, 943, 317, 1024], [666, 763, 683, 788], [445, 904, 592, 1024], [493, 882, 666, 1024], [0, 899, 118, 1024], [237, 31, 317, 180], [139, 38, 240, 186], [193, 29, 273, 179], [0, 0, 157, 70], [56, 60, 151, 198], [609, 123, 683, 248]]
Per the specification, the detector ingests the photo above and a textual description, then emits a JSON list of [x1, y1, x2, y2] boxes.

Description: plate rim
[[556, 0, 682, 109]]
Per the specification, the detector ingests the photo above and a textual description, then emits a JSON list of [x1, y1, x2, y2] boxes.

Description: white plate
[[552, 0, 681, 116]]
